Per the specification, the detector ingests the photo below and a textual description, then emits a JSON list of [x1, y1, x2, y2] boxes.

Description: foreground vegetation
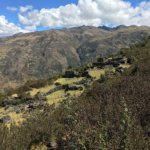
[[0, 37, 150, 150]]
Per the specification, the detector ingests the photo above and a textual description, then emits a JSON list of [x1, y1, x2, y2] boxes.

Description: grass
[[88, 69, 105, 80], [29, 85, 56, 96], [119, 64, 131, 69], [0, 108, 4, 114], [67, 90, 83, 97], [54, 77, 84, 85], [6, 112, 24, 127], [46, 90, 66, 105], [11, 94, 18, 98], [30, 143, 47, 150], [29, 77, 85, 97]]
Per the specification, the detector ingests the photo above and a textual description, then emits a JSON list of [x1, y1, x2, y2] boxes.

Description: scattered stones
[[15, 107, 23, 114], [92, 56, 129, 69]]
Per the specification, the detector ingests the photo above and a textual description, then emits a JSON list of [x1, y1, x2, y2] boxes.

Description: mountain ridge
[[0, 25, 149, 88]]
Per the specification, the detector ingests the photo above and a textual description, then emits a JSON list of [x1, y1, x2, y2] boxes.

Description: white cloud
[[1, 1, 150, 36], [0, 15, 28, 37], [6, 6, 18, 12], [18, 0, 150, 28], [19, 5, 33, 13]]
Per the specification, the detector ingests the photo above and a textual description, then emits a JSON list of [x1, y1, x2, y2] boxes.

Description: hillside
[[0, 52, 131, 126], [0, 37, 149, 149], [0, 25, 150, 88]]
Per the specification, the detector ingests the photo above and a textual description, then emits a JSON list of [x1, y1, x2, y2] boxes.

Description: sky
[[0, 0, 150, 36]]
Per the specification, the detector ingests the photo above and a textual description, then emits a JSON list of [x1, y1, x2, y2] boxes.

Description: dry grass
[[0, 106, 26, 127], [54, 77, 84, 85], [6, 112, 24, 127], [11, 94, 18, 98], [67, 90, 83, 97], [0, 108, 5, 114], [119, 64, 131, 69], [88, 69, 105, 80], [30, 143, 48, 150], [46, 90, 66, 105], [29, 85, 56, 96]]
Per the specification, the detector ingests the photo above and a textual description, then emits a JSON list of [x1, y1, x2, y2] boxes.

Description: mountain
[[0, 25, 150, 88], [0, 36, 149, 150]]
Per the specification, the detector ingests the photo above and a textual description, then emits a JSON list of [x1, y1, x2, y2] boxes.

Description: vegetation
[[88, 68, 105, 80], [0, 37, 150, 149]]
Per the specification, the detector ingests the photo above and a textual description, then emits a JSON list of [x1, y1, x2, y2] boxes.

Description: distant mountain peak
[[99, 25, 127, 31]]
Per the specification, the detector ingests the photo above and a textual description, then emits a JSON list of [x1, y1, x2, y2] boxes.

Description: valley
[[0, 27, 149, 150], [0, 25, 149, 89]]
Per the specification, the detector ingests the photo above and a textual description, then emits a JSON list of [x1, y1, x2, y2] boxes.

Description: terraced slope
[[0, 55, 131, 125], [0, 25, 149, 88]]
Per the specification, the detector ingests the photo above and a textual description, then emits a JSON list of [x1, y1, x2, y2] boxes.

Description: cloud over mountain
[[0, 15, 28, 36], [1, 0, 150, 36], [18, 0, 150, 29]]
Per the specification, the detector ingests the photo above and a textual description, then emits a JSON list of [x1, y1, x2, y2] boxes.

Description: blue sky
[[0, 0, 149, 36], [0, 0, 77, 23]]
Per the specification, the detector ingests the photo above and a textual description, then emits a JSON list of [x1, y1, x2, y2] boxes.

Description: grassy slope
[[0, 37, 150, 150]]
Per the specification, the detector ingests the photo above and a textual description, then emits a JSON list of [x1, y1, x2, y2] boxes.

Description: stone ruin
[[63, 70, 79, 78], [92, 56, 129, 69]]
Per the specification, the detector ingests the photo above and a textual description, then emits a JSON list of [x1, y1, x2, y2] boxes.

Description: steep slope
[[0, 25, 149, 88]]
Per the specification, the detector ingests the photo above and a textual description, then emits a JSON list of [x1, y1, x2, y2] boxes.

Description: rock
[[63, 84, 83, 91], [75, 79, 87, 85], [46, 86, 62, 95], [35, 93, 47, 101], [55, 82, 61, 86], [15, 107, 22, 113], [116, 66, 124, 73], [92, 62, 105, 68], [97, 57, 106, 63], [0, 116, 11, 123], [127, 56, 135, 64], [63, 70, 79, 78], [28, 104, 37, 109], [81, 70, 91, 78]]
